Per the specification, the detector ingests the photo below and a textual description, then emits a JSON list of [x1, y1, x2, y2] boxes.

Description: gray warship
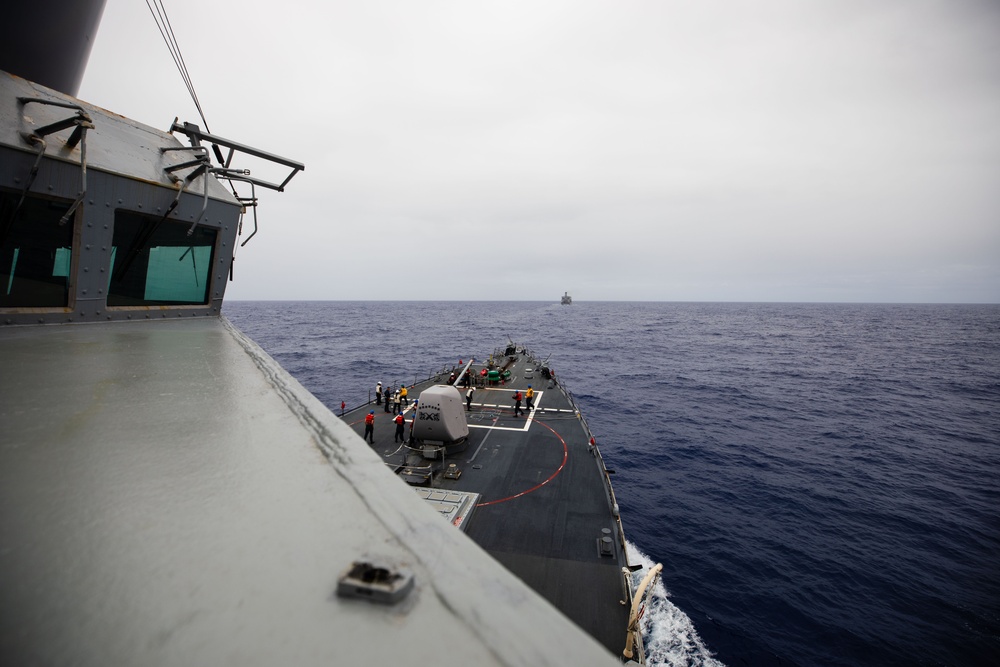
[[0, 2, 660, 664], [343, 347, 659, 658]]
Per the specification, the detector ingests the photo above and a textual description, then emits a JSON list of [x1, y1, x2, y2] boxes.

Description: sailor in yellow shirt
[[525, 385, 534, 412], [400, 385, 408, 407]]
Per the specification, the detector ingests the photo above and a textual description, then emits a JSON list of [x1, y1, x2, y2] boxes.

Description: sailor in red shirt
[[394, 412, 405, 443], [513, 390, 523, 417], [363, 411, 375, 443]]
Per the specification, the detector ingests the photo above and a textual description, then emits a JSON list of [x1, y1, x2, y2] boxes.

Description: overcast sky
[[80, 0, 999, 302]]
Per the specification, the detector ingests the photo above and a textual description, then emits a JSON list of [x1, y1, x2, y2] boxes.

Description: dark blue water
[[224, 301, 1000, 667]]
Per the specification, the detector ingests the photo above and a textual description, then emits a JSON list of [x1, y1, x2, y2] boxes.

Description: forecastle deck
[[344, 345, 637, 658]]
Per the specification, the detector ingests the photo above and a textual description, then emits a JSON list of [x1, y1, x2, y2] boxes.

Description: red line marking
[[475, 419, 568, 507]]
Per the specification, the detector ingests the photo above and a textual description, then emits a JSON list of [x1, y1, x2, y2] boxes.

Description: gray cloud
[[81, 0, 1000, 302]]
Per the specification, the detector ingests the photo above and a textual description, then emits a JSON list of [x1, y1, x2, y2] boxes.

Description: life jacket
[[365, 414, 374, 425], [394, 414, 404, 425], [526, 388, 533, 398], [514, 392, 522, 401]]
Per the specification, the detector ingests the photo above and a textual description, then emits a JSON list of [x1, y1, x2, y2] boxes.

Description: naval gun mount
[[396, 384, 479, 531], [397, 384, 472, 513], [410, 385, 469, 460]]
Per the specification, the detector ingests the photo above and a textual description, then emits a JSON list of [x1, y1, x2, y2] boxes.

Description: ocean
[[223, 301, 1000, 667]]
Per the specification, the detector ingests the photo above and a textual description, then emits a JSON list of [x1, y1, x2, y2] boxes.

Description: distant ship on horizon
[[561, 291, 572, 305]]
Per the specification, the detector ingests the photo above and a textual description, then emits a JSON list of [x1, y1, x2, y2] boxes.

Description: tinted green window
[[0, 190, 74, 308], [108, 211, 217, 306]]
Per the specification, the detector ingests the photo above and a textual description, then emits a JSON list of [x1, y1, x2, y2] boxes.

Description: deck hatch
[[414, 488, 479, 531]]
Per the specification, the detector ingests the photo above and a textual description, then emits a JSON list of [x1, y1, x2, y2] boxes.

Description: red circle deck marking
[[475, 419, 568, 507]]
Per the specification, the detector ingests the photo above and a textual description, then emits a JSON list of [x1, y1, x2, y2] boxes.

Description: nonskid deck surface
[[344, 351, 632, 656]]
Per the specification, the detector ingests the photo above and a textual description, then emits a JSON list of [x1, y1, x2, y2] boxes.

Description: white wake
[[626, 541, 727, 667]]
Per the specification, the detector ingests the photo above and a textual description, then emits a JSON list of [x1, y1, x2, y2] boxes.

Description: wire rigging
[[145, 0, 211, 134], [144, 0, 246, 234], [141, 3, 301, 259]]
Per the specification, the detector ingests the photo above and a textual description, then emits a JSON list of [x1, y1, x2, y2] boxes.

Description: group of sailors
[[364, 366, 540, 446], [369, 381, 416, 444], [364, 406, 413, 444], [512, 386, 534, 417], [372, 369, 536, 420], [374, 381, 409, 415]]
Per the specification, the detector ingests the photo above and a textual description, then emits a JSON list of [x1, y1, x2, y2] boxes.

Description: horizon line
[[223, 299, 1000, 306]]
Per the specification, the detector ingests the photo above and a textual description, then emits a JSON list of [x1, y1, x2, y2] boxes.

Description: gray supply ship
[[0, 2, 660, 665]]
